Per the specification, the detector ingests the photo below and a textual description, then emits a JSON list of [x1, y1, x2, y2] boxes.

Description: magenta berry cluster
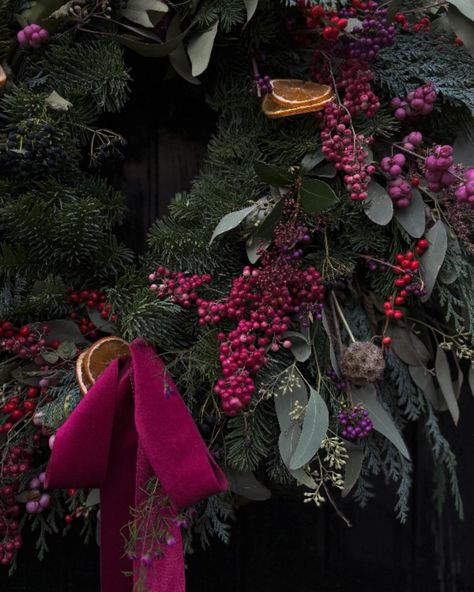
[[380, 153, 406, 178], [149, 266, 212, 308], [380, 153, 413, 208], [348, 4, 396, 62], [17, 24, 49, 49], [338, 405, 373, 440], [254, 74, 272, 95], [454, 168, 474, 209], [197, 265, 325, 415], [391, 83, 437, 120], [321, 102, 374, 201], [402, 131, 423, 152], [424, 145, 457, 193], [25, 473, 50, 514]]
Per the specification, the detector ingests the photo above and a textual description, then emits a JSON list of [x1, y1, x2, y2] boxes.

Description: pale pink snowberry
[[17, 24, 49, 49]]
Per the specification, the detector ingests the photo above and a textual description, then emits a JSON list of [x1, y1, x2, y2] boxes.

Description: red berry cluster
[[1, 387, 41, 433], [321, 102, 375, 201], [299, 1, 348, 40], [382, 240, 429, 320], [394, 13, 430, 33], [196, 265, 325, 415], [0, 322, 48, 361], [69, 312, 98, 338], [148, 266, 212, 308], [68, 288, 117, 322]]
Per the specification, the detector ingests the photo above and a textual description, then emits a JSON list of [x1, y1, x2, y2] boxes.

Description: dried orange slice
[[270, 79, 333, 107], [0, 65, 6, 88], [262, 93, 333, 119], [82, 336, 130, 391], [76, 350, 93, 397]]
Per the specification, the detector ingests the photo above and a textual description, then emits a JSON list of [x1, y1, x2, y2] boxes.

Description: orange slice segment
[[76, 350, 93, 397], [270, 79, 333, 107], [262, 93, 333, 119], [0, 65, 7, 88], [83, 336, 130, 390]]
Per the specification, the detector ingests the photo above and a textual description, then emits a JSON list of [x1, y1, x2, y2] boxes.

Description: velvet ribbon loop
[[45, 338, 227, 592]]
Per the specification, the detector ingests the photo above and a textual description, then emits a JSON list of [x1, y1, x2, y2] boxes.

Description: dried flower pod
[[339, 341, 385, 385]]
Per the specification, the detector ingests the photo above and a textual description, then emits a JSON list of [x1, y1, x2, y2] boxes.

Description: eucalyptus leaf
[[365, 181, 393, 226], [41, 350, 59, 364], [120, 0, 168, 28], [469, 363, 474, 396], [420, 220, 448, 301], [22, 0, 65, 21], [345, 17, 362, 32], [314, 162, 337, 178], [85, 488, 100, 507], [283, 331, 311, 362], [300, 150, 324, 173], [243, 0, 258, 23], [210, 205, 257, 244], [448, 0, 474, 22], [279, 424, 302, 468], [454, 122, 474, 167], [45, 91, 72, 111], [87, 307, 117, 335], [289, 468, 317, 489], [299, 179, 337, 214], [435, 347, 460, 425], [169, 42, 200, 85], [290, 388, 329, 470], [274, 366, 308, 431], [246, 235, 271, 264], [388, 326, 431, 365], [409, 365, 447, 411], [43, 320, 87, 344], [187, 20, 219, 77], [322, 309, 340, 375], [56, 340, 76, 359], [227, 469, 271, 501], [342, 442, 364, 497], [11, 365, 43, 386], [354, 384, 410, 460], [394, 188, 425, 238], [448, 5, 474, 58], [254, 161, 296, 186]]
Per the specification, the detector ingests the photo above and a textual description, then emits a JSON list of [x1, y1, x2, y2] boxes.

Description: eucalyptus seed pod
[[339, 341, 385, 385]]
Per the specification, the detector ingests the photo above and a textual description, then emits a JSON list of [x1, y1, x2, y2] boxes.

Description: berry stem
[[330, 292, 356, 343]]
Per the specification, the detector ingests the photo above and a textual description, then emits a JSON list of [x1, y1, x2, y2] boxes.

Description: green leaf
[[243, 0, 258, 22], [299, 179, 337, 214], [409, 365, 447, 411], [393, 188, 425, 238], [454, 122, 474, 167], [254, 161, 296, 186], [435, 347, 460, 425], [388, 326, 431, 365], [448, 0, 474, 22], [187, 20, 219, 77], [365, 181, 393, 226], [342, 442, 364, 497], [120, 0, 168, 27], [45, 91, 72, 112], [274, 366, 308, 431], [22, 0, 65, 21], [209, 205, 257, 244], [41, 350, 59, 364], [300, 150, 324, 173], [290, 387, 329, 470], [227, 469, 271, 501], [314, 162, 337, 178], [469, 363, 474, 396], [283, 331, 311, 362], [245, 199, 283, 263], [289, 468, 317, 489], [322, 309, 340, 375], [448, 5, 474, 58], [353, 384, 410, 460], [420, 220, 448, 301], [167, 14, 200, 85], [43, 320, 87, 344], [85, 489, 100, 507], [279, 423, 302, 468], [56, 340, 76, 359], [87, 307, 117, 335]]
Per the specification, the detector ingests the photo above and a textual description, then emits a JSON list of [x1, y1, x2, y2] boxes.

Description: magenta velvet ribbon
[[45, 338, 227, 592]]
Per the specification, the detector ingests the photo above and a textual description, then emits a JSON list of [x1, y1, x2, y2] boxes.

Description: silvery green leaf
[[227, 469, 271, 501], [289, 468, 317, 489], [346, 18, 361, 32], [283, 330, 311, 362], [448, 0, 474, 22], [300, 150, 324, 173], [41, 350, 59, 364], [45, 91, 72, 111], [448, 5, 474, 58], [454, 122, 474, 167], [279, 423, 302, 467], [469, 363, 474, 396], [42, 319, 87, 344], [314, 162, 337, 178], [187, 20, 219, 77], [420, 220, 448, 301], [87, 307, 117, 335], [120, 0, 168, 28], [243, 0, 258, 23], [85, 488, 100, 507], [322, 309, 340, 375], [365, 181, 393, 226], [394, 188, 425, 238], [290, 387, 329, 470], [169, 41, 200, 85], [435, 347, 460, 425], [342, 442, 364, 497], [354, 384, 410, 459], [274, 366, 308, 431], [299, 179, 337, 214], [209, 205, 257, 245], [409, 365, 447, 411], [56, 340, 76, 359], [246, 234, 271, 264], [388, 326, 431, 365]]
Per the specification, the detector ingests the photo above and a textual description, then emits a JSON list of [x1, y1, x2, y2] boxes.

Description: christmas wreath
[[0, 0, 474, 588]]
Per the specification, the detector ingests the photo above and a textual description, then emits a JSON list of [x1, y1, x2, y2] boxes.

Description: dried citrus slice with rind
[[76, 349, 93, 396], [262, 93, 333, 119], [270, 79, 333, 107], [82, 336, 130, 391]]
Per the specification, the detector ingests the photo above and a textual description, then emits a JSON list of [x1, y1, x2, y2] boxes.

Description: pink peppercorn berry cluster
[[455, 168, 474, 209], [197, 265, 325, 415], [17, 24, 49, 49], [321, 102, 374, 201], [338, 405, 373, 440], [424, 145, 457, 193], [24, 473, 50, 514], [337, 60, 380, 118], [391, 83, 437, 120], [380, 153, 413, 208], [149, 266, 212, 308]]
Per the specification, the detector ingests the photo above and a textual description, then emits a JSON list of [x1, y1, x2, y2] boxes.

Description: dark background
[[2, 54, 474, 592]]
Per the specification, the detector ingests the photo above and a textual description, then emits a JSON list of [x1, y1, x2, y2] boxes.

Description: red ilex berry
[[65, 515, 73, 524], [382, 336, 392, 346], [410, 176, 420, 187], [67, 488, 77, 497]]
